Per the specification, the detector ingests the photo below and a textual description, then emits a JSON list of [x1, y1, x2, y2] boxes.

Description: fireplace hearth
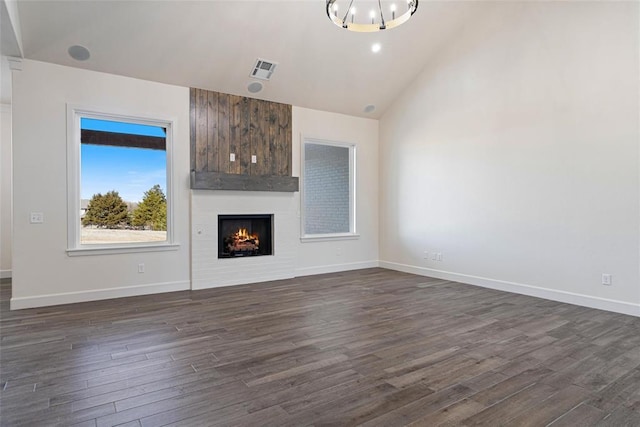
[[218, 214, 273, 258]]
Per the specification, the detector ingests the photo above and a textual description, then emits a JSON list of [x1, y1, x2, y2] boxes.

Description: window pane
[[80, 118, 167, 245], [304, 143, 350, 234]]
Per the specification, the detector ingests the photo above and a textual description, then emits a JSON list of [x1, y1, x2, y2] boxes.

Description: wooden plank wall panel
[[275, 103, 286, 176], [285, 104, 292, 175], [195, 89, 209, 172], [207, 90, 219, 172], [250, 99, 265, 176], [190, 87, 292, 181], [277, 104, 292, 176], [249, 98, 259, 176], [239, 97, 251, 175], [268, 102, 278, 176], [259, 100, 270, 175], [228, 95, 242, 175], [218, 93, 230, 173], [189, 88, 196, 171]]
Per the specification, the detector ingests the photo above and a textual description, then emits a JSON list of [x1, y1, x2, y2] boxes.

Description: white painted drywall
[[379, 2, 640, 315], [1, 103, 11, 278], [11, 60, 190, 308], [293, 107, 379, 276]]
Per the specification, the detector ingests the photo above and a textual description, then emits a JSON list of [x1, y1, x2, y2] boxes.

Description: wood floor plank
[[548, 403, 607, 426], [596, 406, 640, 427], [360, 383, 476, 426], [1, 269, 639, 426], [470, 366, 554, 406], [506, 384, 593, 426], [461, 382, 558, 425], [408, 397, 485, 426]]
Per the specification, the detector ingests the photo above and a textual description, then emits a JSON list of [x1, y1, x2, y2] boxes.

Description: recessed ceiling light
[[371, 43, 381, 53], [68, 45, 90, 61], [247, 81, 263, 94], [364, 104, 376, 113]]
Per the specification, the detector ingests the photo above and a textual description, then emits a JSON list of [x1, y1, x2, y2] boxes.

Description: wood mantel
[[191, 171, 299, 192]]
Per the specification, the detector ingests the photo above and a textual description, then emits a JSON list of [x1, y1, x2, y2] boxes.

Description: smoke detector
[[251, 59, 277, 80]]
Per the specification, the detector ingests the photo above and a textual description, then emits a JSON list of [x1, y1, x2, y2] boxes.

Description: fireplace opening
[[218, 214, 273, 258]]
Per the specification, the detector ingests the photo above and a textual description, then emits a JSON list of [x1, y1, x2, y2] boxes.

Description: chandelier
[[326, 0, 418, 32]]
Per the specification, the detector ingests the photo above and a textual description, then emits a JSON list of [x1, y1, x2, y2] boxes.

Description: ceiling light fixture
[[371, 43, 381, 53], [326, 0, 418, 32]]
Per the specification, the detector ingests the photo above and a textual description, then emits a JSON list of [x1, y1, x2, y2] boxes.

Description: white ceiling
[[14, 0, 485, 118]]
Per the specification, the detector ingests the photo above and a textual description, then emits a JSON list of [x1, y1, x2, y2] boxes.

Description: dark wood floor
[[1, 269, 639, 427]]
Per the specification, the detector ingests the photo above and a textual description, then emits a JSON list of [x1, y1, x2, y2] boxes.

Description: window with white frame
[[67, 106, 177, 255], [301, 138, 356, 239]]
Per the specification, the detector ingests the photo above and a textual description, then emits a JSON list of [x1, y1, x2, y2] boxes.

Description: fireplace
[[218, 214, 273, 258]]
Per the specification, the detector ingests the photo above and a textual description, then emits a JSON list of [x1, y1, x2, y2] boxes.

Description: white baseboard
[[379, 261, 640, 318], [0, 269, 11, 279], [295, 260, 379, 277], [193, 261, 379, 290], [191, 272, 295, 290], [10, 280, 190, 310]]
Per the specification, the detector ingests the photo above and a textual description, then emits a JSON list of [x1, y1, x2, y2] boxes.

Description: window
[[301, 138, 357, 240], [67, 106, 177, 255]]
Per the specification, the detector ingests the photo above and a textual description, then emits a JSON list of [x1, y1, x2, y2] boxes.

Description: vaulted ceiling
[[7, 0, 486, 118]]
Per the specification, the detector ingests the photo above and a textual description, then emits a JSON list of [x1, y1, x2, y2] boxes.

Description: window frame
[[66, 104, 179, 256], [300, 137, 358, 242]]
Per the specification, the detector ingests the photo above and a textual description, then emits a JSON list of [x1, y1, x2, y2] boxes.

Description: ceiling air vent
[[251, 59, 278, 81]]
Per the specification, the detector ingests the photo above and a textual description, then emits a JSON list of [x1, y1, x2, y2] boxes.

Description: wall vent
[[251, 59, 278, 80]]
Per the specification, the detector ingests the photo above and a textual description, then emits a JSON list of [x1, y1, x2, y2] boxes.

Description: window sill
[[67, 243, 180, 257], [300, 233, 360, 243]]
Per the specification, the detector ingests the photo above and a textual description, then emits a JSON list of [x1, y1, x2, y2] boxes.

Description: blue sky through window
[[81, 118, 166, 203]]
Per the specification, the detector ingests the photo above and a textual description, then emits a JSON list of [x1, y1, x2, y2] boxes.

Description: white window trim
[[66, 104, 178, 256], [300, 137, 357, 242]]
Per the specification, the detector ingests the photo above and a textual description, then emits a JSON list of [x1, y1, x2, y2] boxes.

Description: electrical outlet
[[336, 247, 342, 256], [230, 153, 236, 162], [437, 253, 443, 262], [602, 273, 612, 286], [30, 212, 44, 224], [138, 263, 145, 274], [251, 155, 257, 164]]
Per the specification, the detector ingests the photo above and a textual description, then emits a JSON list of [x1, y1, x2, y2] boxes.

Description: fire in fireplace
[[218, 214, 273, 258]]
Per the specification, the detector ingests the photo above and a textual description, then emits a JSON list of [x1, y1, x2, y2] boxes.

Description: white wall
[[11, 60, 191, 309], [379, 2, 640, 316], [1, 103, 11, 278], [10, 59, 378, 306], [293, 106, 379, 276]]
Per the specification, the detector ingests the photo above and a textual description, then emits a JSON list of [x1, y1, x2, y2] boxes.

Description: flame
[[234, 228, 258, 241]]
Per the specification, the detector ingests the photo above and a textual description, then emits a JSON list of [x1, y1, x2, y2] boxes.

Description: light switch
[[251, 155, 257, 164], [230, 153, 236, 162]]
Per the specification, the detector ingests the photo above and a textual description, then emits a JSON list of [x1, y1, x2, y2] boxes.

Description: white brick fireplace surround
[[191, 190, 298, 289]]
